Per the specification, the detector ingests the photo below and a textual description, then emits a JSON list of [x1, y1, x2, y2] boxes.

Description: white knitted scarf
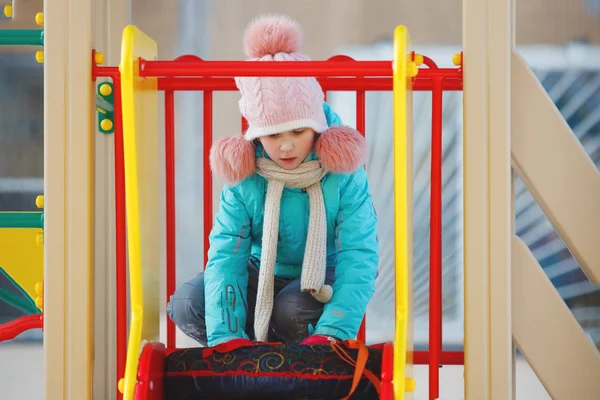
[[253, 157, 333, 341]]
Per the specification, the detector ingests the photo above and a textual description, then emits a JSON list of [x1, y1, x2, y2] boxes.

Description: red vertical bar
[[165, 91, 176, 349], [429, 77, 444, 400], [203, 92, 213, 268], [380, 342, 394, 400], [112, 76, 126, 400], [241, 116, 248, 135], [356, 88, 367, 343], [356, 90, 365, 138]]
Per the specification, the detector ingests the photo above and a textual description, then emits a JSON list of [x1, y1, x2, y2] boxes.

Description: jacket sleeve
[[204, 185, 252, 346], [314, 166, 379, 340]]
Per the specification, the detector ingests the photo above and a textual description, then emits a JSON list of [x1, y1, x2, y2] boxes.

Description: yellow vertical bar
[[119, 25, 160, 400], [392, 25, 414, 400]]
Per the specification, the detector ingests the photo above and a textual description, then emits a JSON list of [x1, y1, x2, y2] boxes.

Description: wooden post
[[462, 0, 514, 397], [44, 0, 95, 398]]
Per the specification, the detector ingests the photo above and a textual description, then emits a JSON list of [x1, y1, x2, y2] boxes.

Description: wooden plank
[[512, 53, 600, 285], [512, 235, 600, 399]]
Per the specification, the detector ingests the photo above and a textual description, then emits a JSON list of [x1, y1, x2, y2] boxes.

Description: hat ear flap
[[315, 126, 366, 173], [209, 135, 256, 185]]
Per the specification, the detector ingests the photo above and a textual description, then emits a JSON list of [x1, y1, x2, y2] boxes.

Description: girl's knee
[[271, 289, 324, 342], [166, 274, 207, 344]]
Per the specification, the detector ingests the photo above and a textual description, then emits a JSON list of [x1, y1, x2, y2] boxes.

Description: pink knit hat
[[209, 14, 367, 185], [235, 15, 329, 141]]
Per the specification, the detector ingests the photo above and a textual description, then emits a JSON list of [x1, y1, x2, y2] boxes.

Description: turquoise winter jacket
[[204, 103, 379, 346]]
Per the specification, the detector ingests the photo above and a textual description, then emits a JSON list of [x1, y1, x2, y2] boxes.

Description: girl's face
[[259, 128, 316, 170]]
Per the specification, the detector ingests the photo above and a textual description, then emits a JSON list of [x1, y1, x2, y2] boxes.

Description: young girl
[[167, 14, 379, 347]]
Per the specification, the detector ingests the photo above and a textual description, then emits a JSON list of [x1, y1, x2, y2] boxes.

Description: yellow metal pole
[[119, 25, 160, 400], [392, 25, 417, 400]]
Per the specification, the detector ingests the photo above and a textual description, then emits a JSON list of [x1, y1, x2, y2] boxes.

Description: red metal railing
[[112, 75, 128, 399], [93, 62, 125, 400], [93, 51, 464, 400], [428, 55, 444, 400], [165, 89, 176, 349], [0, 314, 43, 342], [157, 76, 462, 91]]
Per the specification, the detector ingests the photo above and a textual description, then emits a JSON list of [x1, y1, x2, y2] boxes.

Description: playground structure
[[0, 0, 599, 399], [0, 0, 44, 342]]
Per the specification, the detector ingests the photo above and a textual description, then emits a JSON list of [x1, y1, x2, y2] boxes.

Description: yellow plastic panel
[[0, 228, 43, 302], [119, 25, 160, 400], [392, 25, 415, 400]]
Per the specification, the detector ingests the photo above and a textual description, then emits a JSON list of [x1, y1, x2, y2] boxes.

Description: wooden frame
[[463, 0, 600, 398]]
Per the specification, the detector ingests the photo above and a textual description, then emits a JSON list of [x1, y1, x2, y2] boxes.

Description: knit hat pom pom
[[316, 126, 367, 173], [244, 14, 302, 58], [209, 135, 256, 185]]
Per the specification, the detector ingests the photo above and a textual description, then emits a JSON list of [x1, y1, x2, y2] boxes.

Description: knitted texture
[[253, 158, 332, 342], [235, 15, 329, 141]]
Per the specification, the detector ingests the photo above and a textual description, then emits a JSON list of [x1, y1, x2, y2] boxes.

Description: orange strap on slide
[[332, 340, 381, 399]]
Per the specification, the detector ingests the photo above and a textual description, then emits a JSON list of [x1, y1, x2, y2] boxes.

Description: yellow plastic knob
[[35, 12, 44, 26], [35, 295, 43, 309], [35, 281, 44, 295], [405, 377, 416, 392], [118, 378, 124, 394], [36, 195, 44, 209], [414, 53, 424, 66], [3, 4, 12, 18], [99, 83, 112, 97], [452, 52, 462, 66], [95, 52, 105, 65], [408, 61, 418, 78], [35, 50, 44, 64], [100, 119, 113, 131], [36, 232, 44, 245]]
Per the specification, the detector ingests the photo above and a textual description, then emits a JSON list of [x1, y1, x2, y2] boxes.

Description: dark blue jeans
[[166, 259, 335, 346]]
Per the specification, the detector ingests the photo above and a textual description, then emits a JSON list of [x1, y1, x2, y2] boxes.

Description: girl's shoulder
[[322, 165, 370, 197], [223, 173, 267, 208], [326, 164, 368, 184]]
